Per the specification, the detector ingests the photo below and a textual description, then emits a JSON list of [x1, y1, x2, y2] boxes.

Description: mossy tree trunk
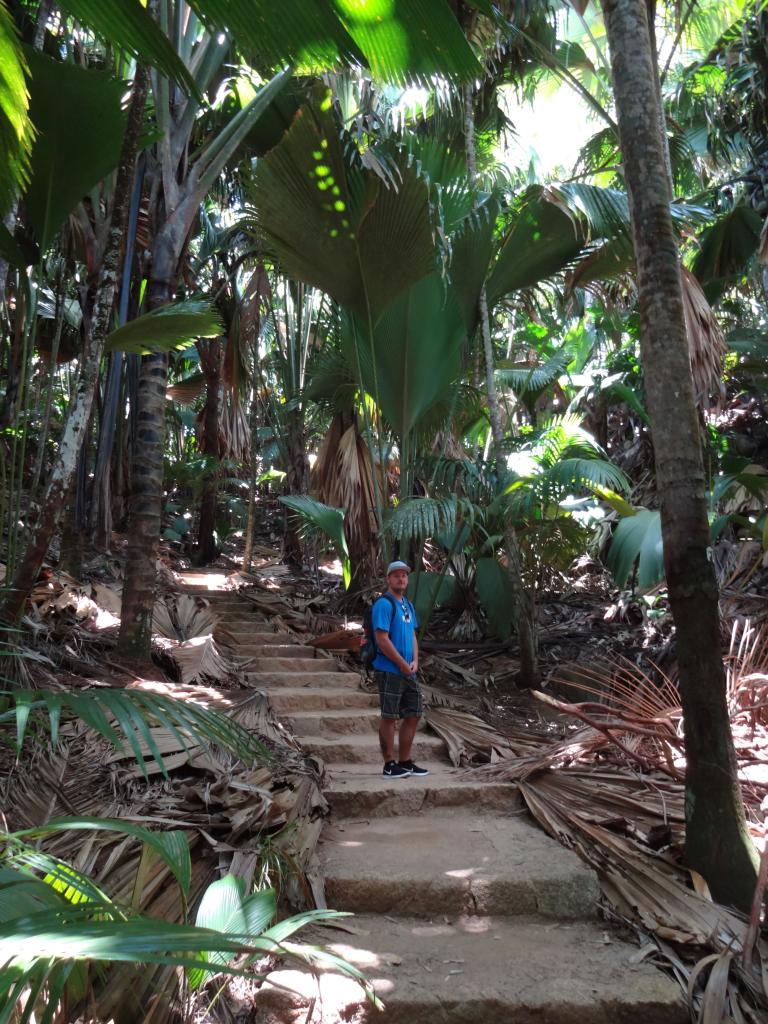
[[602, 0, 757, 911]]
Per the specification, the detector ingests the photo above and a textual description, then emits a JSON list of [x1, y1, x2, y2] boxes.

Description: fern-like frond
[[0, 688, 268, 780], [386, 496, 461, 543], [495, 350, 569, 394]]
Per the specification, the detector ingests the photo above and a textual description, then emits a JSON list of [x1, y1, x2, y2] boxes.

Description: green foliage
[[7, 818, 192, 897], [0, 0, 32, 217], [345, 275, 466, 440], [250, 94, 435, 326], [487, 189, 583, 307], [1, 687, 269, 779], [189, 0, 480, 86], [104, 300, 222, 355], [474, 556, 516, 640], [386, 495, 463, 542], [279, 495, 351, 588], [606, 508, 664, 591], [24, 50, 126, 250], [188, 875, 276, 989], [407, 571, 456, 624], [58, 0, 196, 95], [691, 204, 761, 303]]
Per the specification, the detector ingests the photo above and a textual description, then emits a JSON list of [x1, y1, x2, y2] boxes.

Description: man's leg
[[397, 714, 420, 762], [379, 716, 397, 762]]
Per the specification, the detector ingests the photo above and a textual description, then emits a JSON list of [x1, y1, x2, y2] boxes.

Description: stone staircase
[[182, 579, 686, 1023]]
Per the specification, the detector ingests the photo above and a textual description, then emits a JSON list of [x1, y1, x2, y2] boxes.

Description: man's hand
[[408, 659, 418, 676]]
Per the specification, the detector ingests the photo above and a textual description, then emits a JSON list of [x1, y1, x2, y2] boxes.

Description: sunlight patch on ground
[[177, 572, 230, 590]]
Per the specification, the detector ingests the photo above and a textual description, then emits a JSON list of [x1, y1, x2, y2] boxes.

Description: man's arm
[[375, 630, 411, 676], [410, 632, 418, 675]]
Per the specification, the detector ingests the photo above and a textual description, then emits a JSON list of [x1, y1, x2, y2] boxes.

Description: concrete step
[[285, 708, 403, 736], [233, 644, 318, 659], [324, 762, 519, 817], [268, 688, 379, 713], [243, 670, 363, 690], [258, 914, 686, 1024], [319, 813, 598, 918], [239, 656, 342, 674], [301, 732, 445, 764], [220, 627, 293, 639]]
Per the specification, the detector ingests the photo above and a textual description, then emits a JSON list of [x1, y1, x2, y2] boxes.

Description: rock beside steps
[[181, 578, 685, 1024]]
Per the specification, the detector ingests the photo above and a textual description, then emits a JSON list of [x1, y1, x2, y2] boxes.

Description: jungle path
[[184, 576, 685, 1023]]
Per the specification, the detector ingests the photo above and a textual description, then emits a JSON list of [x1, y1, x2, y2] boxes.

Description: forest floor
[[7, 516, 768, 1021]]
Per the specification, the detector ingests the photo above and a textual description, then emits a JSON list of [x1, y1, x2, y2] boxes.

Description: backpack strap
[[378, 592, 398, 634]]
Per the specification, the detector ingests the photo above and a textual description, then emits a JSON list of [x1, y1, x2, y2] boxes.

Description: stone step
[[243, 671, 363, 690], [233, 644, 318, 659], [285, 708, 402, 736], [258, 914, 685, 1024], [319, 813, 598, 918], [239, 657, 342, 674], [214, 614, 270, 626], [324, 762, 519, 817], [301, 732, 445, 764], [268, 688, 379, 712], [219, 630, 294, 643]]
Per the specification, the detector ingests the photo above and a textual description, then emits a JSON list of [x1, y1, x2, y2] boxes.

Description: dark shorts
[[375, 671, 423, 719]]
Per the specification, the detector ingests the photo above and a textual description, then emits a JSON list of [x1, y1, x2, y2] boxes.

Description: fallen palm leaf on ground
[[0, 597, 336, 1023], [464, 623, 768, 1022]]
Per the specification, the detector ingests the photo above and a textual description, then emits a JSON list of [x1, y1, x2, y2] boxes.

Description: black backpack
[[360, 593, 398, 668]]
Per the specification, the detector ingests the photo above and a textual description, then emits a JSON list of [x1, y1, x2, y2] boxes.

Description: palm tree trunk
[[0, 66, 150, 624], [462, 83, 538, 685], [602, 0, 757, 911], [117, 235, 176, 658], [195, 337, 222, 565]]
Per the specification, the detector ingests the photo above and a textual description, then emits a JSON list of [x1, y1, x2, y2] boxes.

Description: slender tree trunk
[[0, 66, 150, 623], [89, 158, 145, 549], [282, 407, 308, 566], [195, 337, 222, 565], [117, 235, 176, 658], [462, 83, 538, 685], [602, 0, 757, 911]]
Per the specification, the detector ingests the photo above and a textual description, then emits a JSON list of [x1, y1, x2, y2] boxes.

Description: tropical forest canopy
[[2, 0, 768, 997]]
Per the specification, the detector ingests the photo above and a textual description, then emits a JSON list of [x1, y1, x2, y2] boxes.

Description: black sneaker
[[383, 760, 411, 778], [398, 760, 429, 777]]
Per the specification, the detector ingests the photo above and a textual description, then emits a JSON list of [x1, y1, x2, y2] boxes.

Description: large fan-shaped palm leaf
[[249, 94, 436, 327]]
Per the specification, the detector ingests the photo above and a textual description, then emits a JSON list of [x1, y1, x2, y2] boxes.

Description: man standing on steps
[[372, 561, 430, 779]]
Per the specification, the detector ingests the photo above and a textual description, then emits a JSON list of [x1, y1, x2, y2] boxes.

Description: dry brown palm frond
[[425, 704, 540, 766], [313, 413, 379, 578], [219, 392, 250, 462], [681, 266, 727, 405], [165, 634, 239, 686], [166, 375, 205, 404], [152, 594, 215, 640]]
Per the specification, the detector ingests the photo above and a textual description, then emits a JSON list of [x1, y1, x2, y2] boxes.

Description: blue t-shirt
[[372, 594, 418, 675]]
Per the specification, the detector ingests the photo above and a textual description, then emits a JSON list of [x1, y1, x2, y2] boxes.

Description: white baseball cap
[[386, 560, 411, 575]]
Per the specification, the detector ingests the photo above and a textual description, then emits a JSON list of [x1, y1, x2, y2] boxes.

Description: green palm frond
[[6, 819, 192, 896], [105, 300, 222, 355], [57, 0, 196, 95], [250, 93, 435, 326], [530, 414, 605, 468], [189, 0, 479, 86], [24, 50, 126, 251], [1, 688, 269, 779], [0, 0, 32, 217], [539, 457, 630, 497], [386, 495, 467, 543], [606, 508, 665, 591], [496, 350, 569, 394], [279, 496, 351, 588]]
